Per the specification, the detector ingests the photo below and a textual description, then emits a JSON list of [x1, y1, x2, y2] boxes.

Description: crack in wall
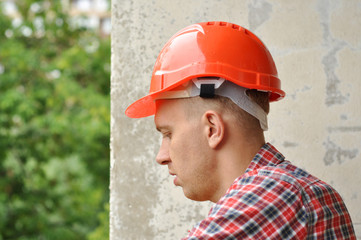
[[323, 138, 358, 166], [317, 0, 349, 107], [327, 126, 361, 133]]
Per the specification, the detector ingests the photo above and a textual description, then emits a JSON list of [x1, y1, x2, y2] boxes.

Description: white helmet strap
[[156, 77, 268, 131]]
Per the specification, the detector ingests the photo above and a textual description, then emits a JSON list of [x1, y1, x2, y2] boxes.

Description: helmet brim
[[125, 94, 157, 118]]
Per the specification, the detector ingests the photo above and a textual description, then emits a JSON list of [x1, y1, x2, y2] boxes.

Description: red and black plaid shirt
[[183, 143, 356, 239]]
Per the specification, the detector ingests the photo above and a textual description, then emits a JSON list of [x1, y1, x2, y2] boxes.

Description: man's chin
[[183, 190, 209, 202]]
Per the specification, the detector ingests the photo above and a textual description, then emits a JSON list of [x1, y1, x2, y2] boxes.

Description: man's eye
[[162, 132, 172, 139]]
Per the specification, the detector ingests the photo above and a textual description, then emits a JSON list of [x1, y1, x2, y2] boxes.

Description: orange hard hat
[[125, 21, 285, 118]]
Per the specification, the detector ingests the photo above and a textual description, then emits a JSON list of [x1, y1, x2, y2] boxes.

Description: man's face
[[154, 99, 218, 201]]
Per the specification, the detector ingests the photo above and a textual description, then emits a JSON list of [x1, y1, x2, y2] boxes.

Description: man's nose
[[156, 141, 171, 165]]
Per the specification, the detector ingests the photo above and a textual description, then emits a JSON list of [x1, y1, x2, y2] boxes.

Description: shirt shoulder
[[183, 144, 356, 239], [185, 171, 309, 239]]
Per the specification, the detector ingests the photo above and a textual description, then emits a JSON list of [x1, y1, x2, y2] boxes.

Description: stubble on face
[[155, 99, 220, 202]]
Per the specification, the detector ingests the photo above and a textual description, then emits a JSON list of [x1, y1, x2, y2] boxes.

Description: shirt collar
[[223, 142, 286, 201], [244, 142, 285, 174]]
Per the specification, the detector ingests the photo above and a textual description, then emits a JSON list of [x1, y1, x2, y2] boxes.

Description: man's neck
[[210, 134, 265, 203]]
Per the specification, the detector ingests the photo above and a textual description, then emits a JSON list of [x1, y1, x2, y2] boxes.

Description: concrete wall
[[110, 0, 361, 239]]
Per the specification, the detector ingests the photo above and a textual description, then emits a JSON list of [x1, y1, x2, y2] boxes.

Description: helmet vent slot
[[206, 22, 241, 31], [232, 24, 241, 31]]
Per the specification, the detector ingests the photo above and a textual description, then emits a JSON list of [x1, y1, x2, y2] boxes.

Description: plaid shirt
[[183, 143, 356, 239]]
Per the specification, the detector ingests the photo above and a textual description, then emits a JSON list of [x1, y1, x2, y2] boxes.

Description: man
[[125, 22, 356, 239]]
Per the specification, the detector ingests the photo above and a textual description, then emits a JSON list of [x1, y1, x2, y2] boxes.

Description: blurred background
[[0, 0, 110, 239]]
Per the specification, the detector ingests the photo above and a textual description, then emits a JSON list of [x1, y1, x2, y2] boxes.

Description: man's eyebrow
[[156, 125, 170, 132]]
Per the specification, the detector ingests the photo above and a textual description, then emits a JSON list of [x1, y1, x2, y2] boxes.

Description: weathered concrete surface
[[111, 0, 361, 239]]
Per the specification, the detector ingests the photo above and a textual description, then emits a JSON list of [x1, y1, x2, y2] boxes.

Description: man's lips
[[169, 172, 179, 185]]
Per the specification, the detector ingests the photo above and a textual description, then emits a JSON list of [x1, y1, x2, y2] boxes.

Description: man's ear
[[202, 111, 225, 149]]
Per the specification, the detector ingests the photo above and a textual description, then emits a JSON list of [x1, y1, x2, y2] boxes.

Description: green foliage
[[0, 0, 109, 239], [87, 203, 110, 240]]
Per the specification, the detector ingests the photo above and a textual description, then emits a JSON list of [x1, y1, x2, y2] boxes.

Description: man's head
[[125, 21, 285, 202], [154, 91, 268, 202]]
